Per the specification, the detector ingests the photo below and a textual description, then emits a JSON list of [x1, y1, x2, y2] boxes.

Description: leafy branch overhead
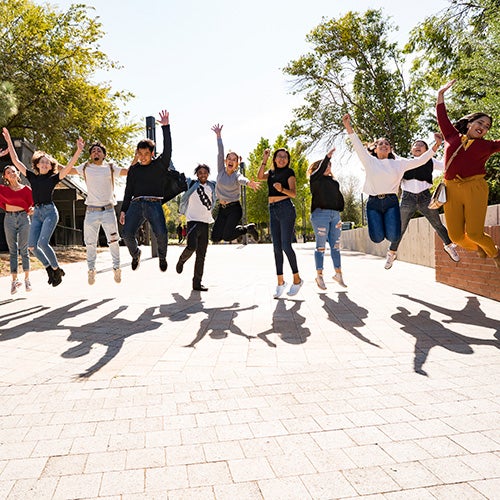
[[0, 0, 141, 162]]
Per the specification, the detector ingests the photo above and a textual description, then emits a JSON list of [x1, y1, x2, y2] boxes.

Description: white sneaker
[[88, 269, 96, 285], [333, 273, 347, 287], [10, 280, 22, 295], [287, 279, 304, 297], [113, 268, 122, 283], [384, 251, 397, 270], [315, 275, 327, 290], [444, 243, 460, 262], [25, 279, 32, 292], [273, 282, 287, 299]]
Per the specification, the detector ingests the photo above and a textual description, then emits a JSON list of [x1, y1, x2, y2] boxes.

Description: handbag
[[163, 168, 188, 203], [428, 143, 463, 209], [428, 181, 447, 209]]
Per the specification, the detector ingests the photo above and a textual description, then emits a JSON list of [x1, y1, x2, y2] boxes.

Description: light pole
[[240, 161, 248, 245]]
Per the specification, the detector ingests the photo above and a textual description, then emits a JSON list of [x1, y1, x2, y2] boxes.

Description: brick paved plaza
[[0, 242, 499, 499]]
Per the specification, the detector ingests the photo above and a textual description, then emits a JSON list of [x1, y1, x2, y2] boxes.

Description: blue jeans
[[310, 209, 342, 270], [122, 200, 168, 260], [269, 198, 299, 275], [366, 194, 401, 244], [84, 207, 121, 270], [29, 203, 59, 268], [4, 211, 30, 274], [389, 189, 452, 252]]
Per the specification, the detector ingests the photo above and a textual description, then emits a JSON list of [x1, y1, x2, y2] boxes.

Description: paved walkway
[[0, 242, 499, 499]]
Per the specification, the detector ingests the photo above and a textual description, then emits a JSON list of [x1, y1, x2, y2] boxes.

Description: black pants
[[211, 202, 245, 242], [178, 221, 209, 287]]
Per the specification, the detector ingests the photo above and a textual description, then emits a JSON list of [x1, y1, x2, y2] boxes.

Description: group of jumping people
[[1, 79, 499, 296]]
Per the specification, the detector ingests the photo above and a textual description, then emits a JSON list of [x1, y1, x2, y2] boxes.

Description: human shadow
[[319, 292, 380, 348], [62, 305, 163, 378], [184, 303, 257, 348], [257, 299, 311, 347], [0, 299, 113, 342], [396, 294, 500, 340], [0, 305, 51, 328], [391, 306, 500, 376]]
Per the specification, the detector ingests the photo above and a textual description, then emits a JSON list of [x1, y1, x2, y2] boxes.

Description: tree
[[406, 0, 500, 202], [0, 82, 18, 124], [284, 9, 424, 155], [338, 174, 362, 226], [0, 0, 140, 162]]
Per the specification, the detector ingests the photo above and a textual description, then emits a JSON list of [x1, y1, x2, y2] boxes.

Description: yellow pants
[[444, 175, 498, 257]]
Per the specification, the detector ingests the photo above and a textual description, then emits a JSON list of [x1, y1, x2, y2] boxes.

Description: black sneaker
[[131, 249, 141, 270], [159, 258, 168, 272], [46, 266, 54, 285], [246, 223, 259, 241], [176, 260, 184, 274], [193, 284, 208, 291]]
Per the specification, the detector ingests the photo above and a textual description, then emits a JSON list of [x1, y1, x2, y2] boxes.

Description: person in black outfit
[[120, 109, 171, 272], [308, 148, 346, 290]]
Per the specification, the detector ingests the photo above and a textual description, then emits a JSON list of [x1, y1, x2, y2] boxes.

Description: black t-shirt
[[25, 170, 60, 204], [267, 167, 295, 197], [309, 155, 344, 212]]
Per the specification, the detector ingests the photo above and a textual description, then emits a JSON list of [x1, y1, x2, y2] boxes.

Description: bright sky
[[48, 0, 449, 178]]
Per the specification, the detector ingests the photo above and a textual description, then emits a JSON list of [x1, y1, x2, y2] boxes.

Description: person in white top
[[69, 143, 128, 284], [176, 164, 216, 291], [342, 113, 442, 269], [388, 139, 460, 268]]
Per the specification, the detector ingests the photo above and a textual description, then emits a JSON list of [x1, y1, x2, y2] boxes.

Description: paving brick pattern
[[0, 243, 499, 499]]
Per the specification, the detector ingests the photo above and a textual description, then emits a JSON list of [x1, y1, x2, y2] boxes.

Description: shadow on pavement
[[257, 299, 311, 347], [62, 305, 163, 378], [391, 305, 500, 377], [319, 291, 380, 348]]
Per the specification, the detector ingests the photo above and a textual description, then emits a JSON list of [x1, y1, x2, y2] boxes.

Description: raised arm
[[158, 109, 172, 168], [211, 124, 224, 173], [59, 137, 85, 180], [342, 114, 354, 135], [436, 79, 455, 106], [311, 148, 336, 179], [257, 148, 271, 180], [1, 127, 27, 176]]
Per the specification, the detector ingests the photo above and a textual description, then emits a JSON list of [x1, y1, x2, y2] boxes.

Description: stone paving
[[0, 242, 499, 499]]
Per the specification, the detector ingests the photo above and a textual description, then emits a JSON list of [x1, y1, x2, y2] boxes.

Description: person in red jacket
[[0, 166, 34, 294], [436, 80, 500, 268]]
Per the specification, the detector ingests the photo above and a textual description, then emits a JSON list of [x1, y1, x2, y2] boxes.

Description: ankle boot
[[46, 266, 54, 285], [52, 267, 65, 287]]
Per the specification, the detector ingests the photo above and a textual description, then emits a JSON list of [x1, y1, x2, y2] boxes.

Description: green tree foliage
[[284, 9, 424, 155], [338, 174, 362, 226], [0, 0, 140, 162], [0, 82, 18, 124], [406, 0, 500, 202]]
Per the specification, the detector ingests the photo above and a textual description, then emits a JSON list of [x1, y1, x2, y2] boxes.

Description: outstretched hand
[[158, 110, 170, 126], [211, 123, 223, 137], [248, 180, 262, 191], [438, 79, 455, 95], [327, 147, 336, 158], [76, 137, 85, 152]]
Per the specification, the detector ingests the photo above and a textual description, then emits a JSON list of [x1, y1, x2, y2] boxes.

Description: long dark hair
[[454, 112, 492, 135], [367, 138, 395, 160], [272, 148, 290, 169]]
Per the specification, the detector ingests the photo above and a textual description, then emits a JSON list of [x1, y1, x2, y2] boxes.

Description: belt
[[219, 201, 240, 208], [5, 209, 25, 214], [86, 204, 114, 212], [34, 202, 54, 207], [370, 193, 396, 199], [132, 196, 163, 202]]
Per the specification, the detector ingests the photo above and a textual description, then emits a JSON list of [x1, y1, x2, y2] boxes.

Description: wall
[[340, 205, 500, 300]]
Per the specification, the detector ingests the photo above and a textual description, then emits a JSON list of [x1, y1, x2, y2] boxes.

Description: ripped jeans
[[311, 208, 342, 270], [84, 207, 120, 270]]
